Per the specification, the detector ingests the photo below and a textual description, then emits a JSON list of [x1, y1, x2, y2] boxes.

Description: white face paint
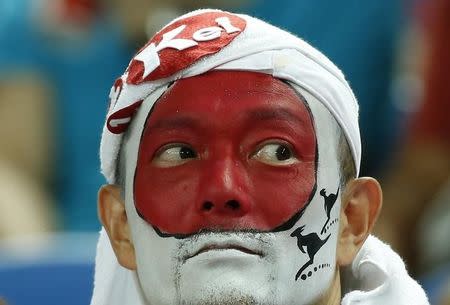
[[122, 84, 342, 305]]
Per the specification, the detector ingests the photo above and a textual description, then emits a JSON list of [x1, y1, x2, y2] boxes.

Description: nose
[[198, 157, 251, 217]]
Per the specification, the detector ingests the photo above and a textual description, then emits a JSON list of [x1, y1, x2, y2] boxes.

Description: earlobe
[[337, 177, 382, 266], [98, 184, 137, 270]]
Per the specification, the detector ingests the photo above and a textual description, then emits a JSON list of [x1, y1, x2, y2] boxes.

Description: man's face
[[134, 71, 317, 236], [123, 71, 342, 305]]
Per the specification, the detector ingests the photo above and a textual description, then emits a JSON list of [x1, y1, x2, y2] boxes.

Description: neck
[[316, 268, 341, 305]]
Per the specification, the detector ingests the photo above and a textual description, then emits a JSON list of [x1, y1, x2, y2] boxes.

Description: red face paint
[[134, 71, 317, 236]]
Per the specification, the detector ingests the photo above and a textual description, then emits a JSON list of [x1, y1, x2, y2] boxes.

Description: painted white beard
[[126, 205, 340, 305], [122, 86, 342, 305]]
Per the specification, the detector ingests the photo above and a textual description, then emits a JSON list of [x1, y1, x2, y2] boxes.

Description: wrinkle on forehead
[[144, 71, 313, 132]]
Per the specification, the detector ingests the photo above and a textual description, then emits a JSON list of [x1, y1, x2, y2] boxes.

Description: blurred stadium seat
[[0, 233, 97, 305]]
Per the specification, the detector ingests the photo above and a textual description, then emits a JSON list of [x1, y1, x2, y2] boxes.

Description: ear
[[98, 184, 137, 270], [337, 177, 382, 266]]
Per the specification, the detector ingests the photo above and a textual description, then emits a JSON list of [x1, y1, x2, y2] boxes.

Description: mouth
[[185, 243, 264, 261]]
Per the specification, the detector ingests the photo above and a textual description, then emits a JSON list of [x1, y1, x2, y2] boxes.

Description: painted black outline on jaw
[[132, 80, 319, 240]]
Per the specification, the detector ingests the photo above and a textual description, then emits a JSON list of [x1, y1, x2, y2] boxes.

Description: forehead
[[146, 71, 313, 128]]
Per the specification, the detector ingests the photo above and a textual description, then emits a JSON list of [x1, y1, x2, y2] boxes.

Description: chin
[[177, 249, 276, 305], [178, 291, 260, 305]]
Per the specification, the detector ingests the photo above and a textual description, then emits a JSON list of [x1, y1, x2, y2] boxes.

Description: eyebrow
[[244, 107, 309, 127], [146, 106, 309, 132], [146, 116, 200, 131]]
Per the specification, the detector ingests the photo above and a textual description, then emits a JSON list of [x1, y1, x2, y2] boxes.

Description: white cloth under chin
[[90, 230, 429, 305], [341, 235, 429, 305]]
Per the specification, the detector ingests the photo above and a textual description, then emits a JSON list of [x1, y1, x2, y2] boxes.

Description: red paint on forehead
[[134, 71, 317, 236]]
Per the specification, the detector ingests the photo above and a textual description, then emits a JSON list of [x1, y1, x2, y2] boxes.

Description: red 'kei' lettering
[[127, 12, 246, 84], [106, 12, 246, 134]]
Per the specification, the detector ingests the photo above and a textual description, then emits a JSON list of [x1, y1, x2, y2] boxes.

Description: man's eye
[[252, 142, 298, 166], [153, 144, 198, 167]]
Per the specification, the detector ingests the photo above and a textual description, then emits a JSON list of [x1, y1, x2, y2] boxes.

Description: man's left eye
[[252, 142, 299, 166]]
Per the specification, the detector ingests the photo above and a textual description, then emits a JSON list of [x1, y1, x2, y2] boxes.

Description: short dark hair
[[338, 128, 357, 188]]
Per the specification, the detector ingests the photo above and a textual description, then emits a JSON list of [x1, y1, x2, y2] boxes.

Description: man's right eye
[[152, 144, 198, 167]]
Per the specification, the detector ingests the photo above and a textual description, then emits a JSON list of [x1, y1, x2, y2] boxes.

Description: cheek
[[134, 163, 201, 232], [250, 161, 316, 225]]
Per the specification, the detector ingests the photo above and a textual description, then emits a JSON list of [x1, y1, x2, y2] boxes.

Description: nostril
[[201, 200, 242, 212], [203, 201, 214, 211], [226, 200, 240, 210]]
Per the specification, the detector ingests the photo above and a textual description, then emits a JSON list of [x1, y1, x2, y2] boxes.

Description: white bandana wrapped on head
[[92, 9, 429, 305], [100, 9, 361, 183]]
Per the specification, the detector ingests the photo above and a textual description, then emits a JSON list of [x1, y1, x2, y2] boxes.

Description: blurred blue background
[[0, 0, 448, 304]]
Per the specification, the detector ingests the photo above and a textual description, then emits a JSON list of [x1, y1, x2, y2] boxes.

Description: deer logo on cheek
[[320, 187, 339, 234], [291, 187, 339, 281], [291, 226, 330, 281]]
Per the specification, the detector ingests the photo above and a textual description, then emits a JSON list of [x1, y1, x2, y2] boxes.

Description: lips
[[183, 240, 264, 261]]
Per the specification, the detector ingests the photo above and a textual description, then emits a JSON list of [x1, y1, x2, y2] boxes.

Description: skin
[[98, 72, 382, 304], [134, 72, 317, 236]]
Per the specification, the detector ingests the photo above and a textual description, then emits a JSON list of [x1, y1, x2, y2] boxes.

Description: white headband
[[99, 9, 360, 184]]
